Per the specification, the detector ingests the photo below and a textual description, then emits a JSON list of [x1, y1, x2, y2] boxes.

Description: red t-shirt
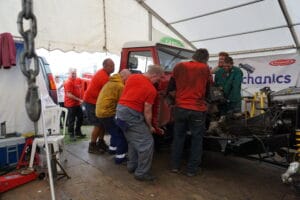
[[83, 69, 109, 104], [173, 61, 210, 111], [118, 74, 157, 113], [64, 77, 83, 107]]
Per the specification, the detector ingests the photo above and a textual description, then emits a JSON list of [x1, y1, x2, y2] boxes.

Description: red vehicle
[[120, 41, 194, 131], [38, 56, 58, 104]]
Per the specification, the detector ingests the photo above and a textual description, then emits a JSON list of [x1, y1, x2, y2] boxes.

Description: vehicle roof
[[122, 41, 194, 53]]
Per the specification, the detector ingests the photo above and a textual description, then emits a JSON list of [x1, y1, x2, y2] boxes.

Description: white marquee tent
[[1, 0, 299, 56], [0, 2, 299, 198], [1, 0, 300, 135]]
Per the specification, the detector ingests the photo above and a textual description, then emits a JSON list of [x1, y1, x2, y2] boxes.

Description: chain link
[[17, 0, 41, 122]]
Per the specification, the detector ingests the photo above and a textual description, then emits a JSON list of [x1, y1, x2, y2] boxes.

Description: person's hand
[[156, 128, 165, 135], [149, 126, 156, 133], [152, 126, 165, 135]]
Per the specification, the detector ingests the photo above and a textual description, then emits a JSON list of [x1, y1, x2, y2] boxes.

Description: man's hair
[[69, 68, 76, 73], [192, 48, 209, 63], [219, 51, 229, 57], [103, 58, 113, 67], [119, 69, 131, 77], [147, 64, 163, 75], [224, 56, 234, 64]]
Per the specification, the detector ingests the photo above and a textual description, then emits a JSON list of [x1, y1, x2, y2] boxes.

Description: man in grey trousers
[[116, 64, 163, 181]]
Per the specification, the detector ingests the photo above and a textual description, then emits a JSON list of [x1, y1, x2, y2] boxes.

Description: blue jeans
[[101, 116, 128, 162], [171, 107, 206, 174]]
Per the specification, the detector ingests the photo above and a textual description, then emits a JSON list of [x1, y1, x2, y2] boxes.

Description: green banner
[[160, 37, 184, 47]]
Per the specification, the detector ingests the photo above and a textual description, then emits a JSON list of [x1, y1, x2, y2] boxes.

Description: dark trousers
[[171, 107, 206, 174], [67, 105, 83, 136], [101, 116, 128, 158], [58, 102, 65, 128], [218, 100, 241, 116]]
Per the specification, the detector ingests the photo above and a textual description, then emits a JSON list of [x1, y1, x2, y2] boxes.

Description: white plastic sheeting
[[145, 0, 300, 54], [0, 63, 55, 135], [0, 44, 55, 134], [0, 0, 299, 55]]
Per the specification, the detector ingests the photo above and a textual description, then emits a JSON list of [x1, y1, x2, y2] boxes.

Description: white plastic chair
[[29, 106, 68, 170]]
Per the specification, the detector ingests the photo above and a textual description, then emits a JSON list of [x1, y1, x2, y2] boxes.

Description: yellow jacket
[[96, 73, 124, 118]]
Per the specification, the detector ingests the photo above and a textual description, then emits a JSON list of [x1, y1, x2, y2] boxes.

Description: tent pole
[[170, 0, 263, 25], [148, 12, 152, 41], [135, 0, 196, 50], [102, 0, 107, 51], [278, 0, 300, 50], [191, 24, 300, 43], [209, 45, 296, 58]]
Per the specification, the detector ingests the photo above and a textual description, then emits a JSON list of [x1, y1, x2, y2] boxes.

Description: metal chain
[[17, 0, 41, 122]]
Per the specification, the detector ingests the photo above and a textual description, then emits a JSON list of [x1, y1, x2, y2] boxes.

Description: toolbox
[[0, 137, 25, 169]]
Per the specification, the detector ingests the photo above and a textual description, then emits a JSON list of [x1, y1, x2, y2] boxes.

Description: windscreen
[[157, 44, 194, 72]]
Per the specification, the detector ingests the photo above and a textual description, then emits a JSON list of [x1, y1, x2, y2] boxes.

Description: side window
[[128, 51, 154, 73]]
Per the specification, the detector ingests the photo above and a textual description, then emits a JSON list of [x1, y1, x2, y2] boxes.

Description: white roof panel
[[285, 0, 300, 24], [172, 0, 286, 41], [145, 0, 255, 23], [194, 28, 295, 54], [0, 0, 299, 55]]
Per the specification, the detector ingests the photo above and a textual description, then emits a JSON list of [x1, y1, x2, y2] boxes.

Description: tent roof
[[1, 0, 299, 56]]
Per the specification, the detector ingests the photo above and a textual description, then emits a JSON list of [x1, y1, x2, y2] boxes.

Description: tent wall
[[1, 0, 300, 56]]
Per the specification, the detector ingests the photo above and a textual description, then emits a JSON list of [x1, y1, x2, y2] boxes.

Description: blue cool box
[[0, 137, 25, 169]]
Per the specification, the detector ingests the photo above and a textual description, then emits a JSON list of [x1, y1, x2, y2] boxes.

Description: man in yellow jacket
[[96, 69, 131, 164]]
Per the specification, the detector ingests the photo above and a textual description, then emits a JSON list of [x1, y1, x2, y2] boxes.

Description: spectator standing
[[169, 49, 210, 177], [64, 68, 86, 141], [214, 56, 243, 115], [84, 58, 115, 154], [55, 75, 65, 107], [116, 65, 163, 181], [210, 51, 229, 74], [55, 75, 65, 128], [96, 69, 131, 164]]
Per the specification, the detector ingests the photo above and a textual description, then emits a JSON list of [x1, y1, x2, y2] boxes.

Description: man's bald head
[[103, 58, 115, 75]]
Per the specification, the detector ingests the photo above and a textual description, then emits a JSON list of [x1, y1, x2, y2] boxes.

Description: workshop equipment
[[0, 170, 38, 193]]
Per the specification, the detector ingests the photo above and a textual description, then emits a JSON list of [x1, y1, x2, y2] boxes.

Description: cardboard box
[[0, 137, 25, 169]]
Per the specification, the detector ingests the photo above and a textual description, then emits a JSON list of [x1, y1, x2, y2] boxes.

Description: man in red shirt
[[83, 58, 115, 154], [64, 68, 85, 141], [116, 64, 163, 182], [169, 48, 210, 177]]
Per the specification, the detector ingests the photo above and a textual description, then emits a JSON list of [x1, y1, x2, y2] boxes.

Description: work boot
[[134, 173, 156, 182], [115, 155, 127, 165], [88, 142, 104, 154], [97, 139, 108, 152]]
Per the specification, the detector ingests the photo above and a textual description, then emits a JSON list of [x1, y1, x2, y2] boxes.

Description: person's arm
[[66, 91, 83, 103], [211, 66, 220, 74], [165, 76, 176, 105], [144, 102, 155, 133], [230, 69, 243, 101], [57, 82, 64, 90]]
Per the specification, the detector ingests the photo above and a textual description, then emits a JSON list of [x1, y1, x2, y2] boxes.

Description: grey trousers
[[116, 104, 154, 176]]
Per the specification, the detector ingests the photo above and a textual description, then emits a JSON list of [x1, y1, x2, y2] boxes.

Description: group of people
[[57, 48, 243, 182]]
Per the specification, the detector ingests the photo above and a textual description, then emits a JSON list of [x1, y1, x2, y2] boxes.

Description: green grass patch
[[64, 125, 93, 144]]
